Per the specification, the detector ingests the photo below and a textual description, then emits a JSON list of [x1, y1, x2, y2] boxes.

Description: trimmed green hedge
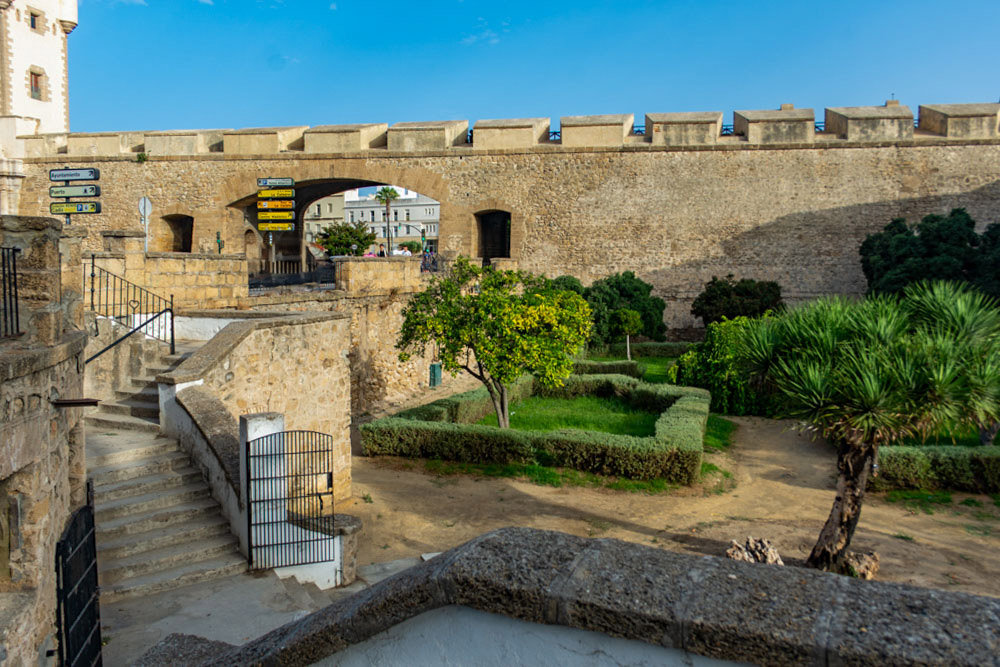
[[873, 445, 1000, 493], [572, 359, 644, 378], [588, 341, 692, 358], [362, 374, 709, 482], [393, 376, 535, 424]]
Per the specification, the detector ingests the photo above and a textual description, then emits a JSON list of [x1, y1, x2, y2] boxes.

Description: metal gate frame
[[246, 430, 338, 570], [55, 481, 102, 667]]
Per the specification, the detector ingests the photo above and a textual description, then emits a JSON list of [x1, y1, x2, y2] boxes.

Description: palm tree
[[741, 282, 1000, 572], [374, 186, 400, 254]]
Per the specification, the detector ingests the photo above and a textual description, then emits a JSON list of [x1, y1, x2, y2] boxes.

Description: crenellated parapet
[[15, 101, 1000, 158]]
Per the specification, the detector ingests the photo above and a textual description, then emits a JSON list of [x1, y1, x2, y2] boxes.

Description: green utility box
[[429, 363, 442, 388]]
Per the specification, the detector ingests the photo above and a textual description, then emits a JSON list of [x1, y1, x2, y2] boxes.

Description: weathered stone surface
[[726, 536, 785, 565], [197, 527, 1000, 667], [840, 550, 879, 580], [133, 633, 235, 667]]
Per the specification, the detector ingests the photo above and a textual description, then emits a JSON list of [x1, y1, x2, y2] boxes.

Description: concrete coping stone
[[157, 312, 347, 385], [646, 111, 723, 124], [826, 105, 913, 120], [305, 123, 388, 133], [735, 108, 814, 122], [143, 129, 233, 136], [223, 126, 309, 135], [0, 330, 87, 382], [99, 229, 145, 238], [133, 634, 236, 667], [191, 526, 1000, 667], [390, 120, 468, 131], [560, 114, 633, 127], [919, 103, 1000, 117], [474, 118, 549, 129], [89, 251, 124, 259], [62, 131, 148, 138], [15, 131, 67, 139], [145, 251, 247, 261], [175, 385, 244, 499], [0, 214, 62, 233]]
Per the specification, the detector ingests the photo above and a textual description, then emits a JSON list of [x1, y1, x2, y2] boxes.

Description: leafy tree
[[317, 221, 376, 256], [375, 186, 400, 253], [691, 274, 783, 325], [740, 282, 1000, 572], [585, 272, 666, 346], [612, 309, 643, 361], [400, 240, 422, 254], [397, 257, 592, 428], [549, 275, 585, 296], [859, 208, 1000, 296]]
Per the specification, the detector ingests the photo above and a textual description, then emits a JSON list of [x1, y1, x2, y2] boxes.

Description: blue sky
[[70, 0, 1000, 132]]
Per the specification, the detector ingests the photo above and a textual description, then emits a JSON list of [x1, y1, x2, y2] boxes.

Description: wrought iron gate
[[55, 482, 102, 667], [246, 430, 337, 570]]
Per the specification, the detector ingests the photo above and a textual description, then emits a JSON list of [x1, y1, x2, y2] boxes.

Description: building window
[[30, 13, 38, 29], [315, 204, 321, 216], [405, 209, 410, 221], [30, 72, 42, 100], [393, 210, 398, 221], [349, 211, 355, 222], [371, 210, 376, 221]]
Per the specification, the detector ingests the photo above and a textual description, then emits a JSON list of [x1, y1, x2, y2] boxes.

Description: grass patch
[[891, 533, 915, 542], [886, 489, 953, 514], [964, 524, 993, 537], [588, 355, 676, 384], [422, 458, 679, 494], [704, 415, 737, 452], [959, 498, 983, 507], [476, 394, 658, 436]]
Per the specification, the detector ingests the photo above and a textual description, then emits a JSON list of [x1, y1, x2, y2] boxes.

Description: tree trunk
[[806, 441, 874, 572], [626, 335, 631, 361], [500, 386, 510, 429], [979, 422, 999, 446]]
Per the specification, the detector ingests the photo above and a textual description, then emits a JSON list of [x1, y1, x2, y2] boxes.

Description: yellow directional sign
[[257, 189, 294, 199], [51, 202, 101, 214], [258, 223, 295, 231], [258, 211, 294, 220], [257, 200, 295, 209]]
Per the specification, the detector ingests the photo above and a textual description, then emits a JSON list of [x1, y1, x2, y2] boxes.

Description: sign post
[[139, 197, 153, 252], [256, 179, 296, 272], [49, 167, 101, 226]]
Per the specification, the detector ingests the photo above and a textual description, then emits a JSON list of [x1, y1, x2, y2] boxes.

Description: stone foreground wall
[[18, 138, 1000, 330]]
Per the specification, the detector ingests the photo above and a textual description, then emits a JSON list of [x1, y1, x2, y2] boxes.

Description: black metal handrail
[[630, 125, 645, 136], [721, 124, 735, 136], [548, 130, 561, 141], [87, 254, 174, 361], [1, 247, 21, 339]]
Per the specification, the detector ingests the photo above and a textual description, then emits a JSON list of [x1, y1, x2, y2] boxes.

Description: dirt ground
[[347, 416, 1000, 598]]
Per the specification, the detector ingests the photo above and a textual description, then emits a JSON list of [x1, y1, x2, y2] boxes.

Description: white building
[[0, 0, 78, 212], [303, 193, 345, 244], [344, 186, 440, 252]]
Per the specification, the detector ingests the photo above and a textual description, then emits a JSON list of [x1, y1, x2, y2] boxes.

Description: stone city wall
[[158, 313, 352, 501], [14, 103, 1000, 331], [0, 215, 87, 666]]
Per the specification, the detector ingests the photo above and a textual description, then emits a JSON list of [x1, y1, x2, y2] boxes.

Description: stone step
[[300, 581, 332, 609], [86, 434, 178, 468], [144, 365, 172, 376], [85, 412, 160, 434], [96, 498, 221, 542], [99, 399, 160, 420], [278, 576, 320, 611], [93, 467, 204, 504], [114, 386, 159, 404], [95, 483, 210, 523], [130, 375, 159, 389], [97, 514, 232, 561], [89, 450, 190, 485], [99, 534, 239, 584], [100, 553, 247, 602]]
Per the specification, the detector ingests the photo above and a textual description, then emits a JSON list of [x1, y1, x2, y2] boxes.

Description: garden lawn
[[476, 395, 659, 436], [588, 355, 676, 383]]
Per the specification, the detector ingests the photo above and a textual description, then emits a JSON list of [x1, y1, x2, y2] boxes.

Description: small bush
[[588, 341, 691, 358], [362, 374, 709, 483], [668, 316, 768, 416], [691, 275, 784, 326], [873, 446, 1000, 493], [572, 359, 644, 378]]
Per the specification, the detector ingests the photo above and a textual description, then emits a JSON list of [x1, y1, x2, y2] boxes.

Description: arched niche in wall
[[244, 228, 262, 274], [162, 214, 194, 253], [475, 210, 511, 265]]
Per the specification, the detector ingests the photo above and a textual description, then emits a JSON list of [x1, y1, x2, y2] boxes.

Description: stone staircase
[[86, 341, 246, 601]]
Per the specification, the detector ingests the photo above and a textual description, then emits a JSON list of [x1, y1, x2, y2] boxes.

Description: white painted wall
[[3, 0, 76, 133]]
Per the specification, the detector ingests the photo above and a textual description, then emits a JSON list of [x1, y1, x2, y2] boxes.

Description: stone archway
[[161, 214, 194, 252]]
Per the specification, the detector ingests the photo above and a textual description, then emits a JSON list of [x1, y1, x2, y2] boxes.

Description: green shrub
[[582, 272, 667, 346], [572, 359, 644, 378], [690, 275, 784, 325], [361, 374, 709, 482], [667, 316, 767, 415], [873, 446, 1000, 493]]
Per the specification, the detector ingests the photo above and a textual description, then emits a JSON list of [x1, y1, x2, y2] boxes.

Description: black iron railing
[[1, 247, 20, 339], [467, 128, 474, 144], [548, 130, 561, 141], [630, 125, 645, 136], [248, 262, 336, 294], [87, 254, 174, 361], [246, 430, 338, 570], [721, 124, 735, 136], [815, 121, 826, 133]]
